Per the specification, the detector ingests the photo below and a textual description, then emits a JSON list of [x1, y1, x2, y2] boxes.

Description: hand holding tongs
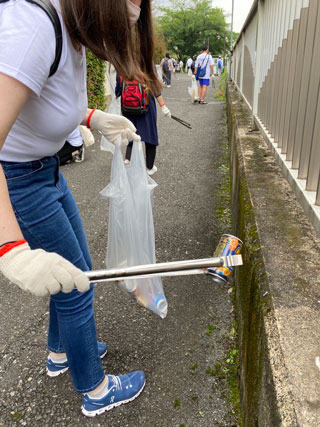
[[171, 115, 192, 129], [85, 255, 242, 283]]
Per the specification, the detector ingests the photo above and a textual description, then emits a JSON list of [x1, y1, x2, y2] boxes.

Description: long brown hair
[[60, 0, 163, 94]]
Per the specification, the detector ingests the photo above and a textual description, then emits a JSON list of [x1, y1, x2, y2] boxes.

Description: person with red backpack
[[115, 73, 171, 175]]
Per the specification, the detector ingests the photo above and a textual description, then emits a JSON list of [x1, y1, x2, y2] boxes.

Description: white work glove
[[161, 105, 171, 118], [191, 75, 195, 81], [89, 109, 140, 144], [80, 125, 95, 147], [0, 243, 90, 297]]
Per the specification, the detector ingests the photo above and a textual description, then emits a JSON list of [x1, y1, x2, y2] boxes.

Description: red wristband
[[0, 240, 27, 257], [160, 103, 165, 107], [86, 109, 96, 129]]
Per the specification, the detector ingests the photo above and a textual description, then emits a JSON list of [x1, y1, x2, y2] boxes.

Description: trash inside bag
[[188, 77, 198, 102], [100, 137, 168, 318]]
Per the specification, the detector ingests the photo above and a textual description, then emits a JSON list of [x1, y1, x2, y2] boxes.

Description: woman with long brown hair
[[0, 0, 160, 417]]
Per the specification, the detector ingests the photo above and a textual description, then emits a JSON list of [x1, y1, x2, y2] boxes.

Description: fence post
[[229, 0, 234, 81], [240, 33, 245, 93], [252, 0, 265, 128]]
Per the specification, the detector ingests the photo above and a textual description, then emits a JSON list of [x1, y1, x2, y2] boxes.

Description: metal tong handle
[[171, 115, 192, 129], [85, 255, 242, 283]]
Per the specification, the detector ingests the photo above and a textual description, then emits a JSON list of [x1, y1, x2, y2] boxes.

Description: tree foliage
[[157, 0, 229, 60], [153, 19, 167, 64], [86, 49, 106, 110]]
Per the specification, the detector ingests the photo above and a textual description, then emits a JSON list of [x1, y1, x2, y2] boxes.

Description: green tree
[[158, 0, 228, 59], [153, 19, 167, 63]]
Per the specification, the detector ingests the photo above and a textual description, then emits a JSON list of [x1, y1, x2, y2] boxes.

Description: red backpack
[[120, 78, 148, 116]]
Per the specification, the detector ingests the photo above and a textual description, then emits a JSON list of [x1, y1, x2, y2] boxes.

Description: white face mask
[[127, 0, 141, 26]]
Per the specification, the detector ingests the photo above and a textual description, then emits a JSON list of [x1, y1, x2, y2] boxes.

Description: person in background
[[194, 45, 214, 104], [217, 56, 223, 76], [115, 74, 171, 175], [179, 59, 184, 73], [186, 57, 193, 73], [0, 0, 163, 418], [171, 57, 176, 76], [160, 53, 173, 87], [190, 55, 197, 75], [57, 127, 85, 165]]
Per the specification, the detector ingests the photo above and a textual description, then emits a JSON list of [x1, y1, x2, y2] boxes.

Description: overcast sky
[[212, 0, 255, 33]]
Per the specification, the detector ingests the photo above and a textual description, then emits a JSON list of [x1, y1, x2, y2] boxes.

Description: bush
[[86, 50, 106, 110], [214, 69, 227, 101]]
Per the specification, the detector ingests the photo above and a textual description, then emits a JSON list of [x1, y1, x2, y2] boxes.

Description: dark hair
[[202, 45, 208, 51], [165, 52, 171, 58], [60, 0, 162, 94]]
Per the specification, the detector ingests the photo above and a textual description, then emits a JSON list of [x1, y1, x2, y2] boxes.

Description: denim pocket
[[1, 160, 44, 181]]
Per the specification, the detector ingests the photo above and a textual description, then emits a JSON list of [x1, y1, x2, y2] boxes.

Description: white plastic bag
[[156, 64, 163, 82], [107, 95, 121, 115], [100, 88, 121, 152], [100, 138, 168, 318], [188, 77, 198, 102]]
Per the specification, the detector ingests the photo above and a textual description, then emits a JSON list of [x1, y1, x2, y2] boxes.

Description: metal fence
[[230, 0, 320, 234]]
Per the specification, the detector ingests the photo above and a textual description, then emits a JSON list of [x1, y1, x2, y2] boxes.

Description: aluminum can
[[208, 234, 243, 284]]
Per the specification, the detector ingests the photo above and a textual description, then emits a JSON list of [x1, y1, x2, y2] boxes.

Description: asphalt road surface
[[0, 73, 238, 426]]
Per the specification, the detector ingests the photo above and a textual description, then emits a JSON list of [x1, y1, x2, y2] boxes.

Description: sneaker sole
[[46, 366, 69, 377], [81, 380, 146, 417], [46, 348, 108, 378], [74, 155, 84, 163]]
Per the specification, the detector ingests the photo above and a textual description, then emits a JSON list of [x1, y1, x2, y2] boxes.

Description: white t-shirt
[[186, 58, 193, 67], [195, 53, 214, 79], [0, 0, 87, 162], [66, 127, 83, 147]]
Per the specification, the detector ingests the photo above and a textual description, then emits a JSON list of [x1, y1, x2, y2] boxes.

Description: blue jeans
[[1, 156, 105, 393]]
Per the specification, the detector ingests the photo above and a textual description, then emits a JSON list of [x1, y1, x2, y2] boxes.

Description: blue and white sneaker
[[46, 342, 108, 377], [81, 371, 146, 417]]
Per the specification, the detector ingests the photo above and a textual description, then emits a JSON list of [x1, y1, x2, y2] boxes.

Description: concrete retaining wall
[[227, 82, 320, 426]]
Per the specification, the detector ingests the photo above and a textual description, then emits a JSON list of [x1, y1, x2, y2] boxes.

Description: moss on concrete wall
[[227, 75, 320, 425], [227, 84, 285, 426]]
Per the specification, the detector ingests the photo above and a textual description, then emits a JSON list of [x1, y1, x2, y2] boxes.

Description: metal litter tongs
[[85, 255, 242, 283], [171, 115, 192, 129]]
